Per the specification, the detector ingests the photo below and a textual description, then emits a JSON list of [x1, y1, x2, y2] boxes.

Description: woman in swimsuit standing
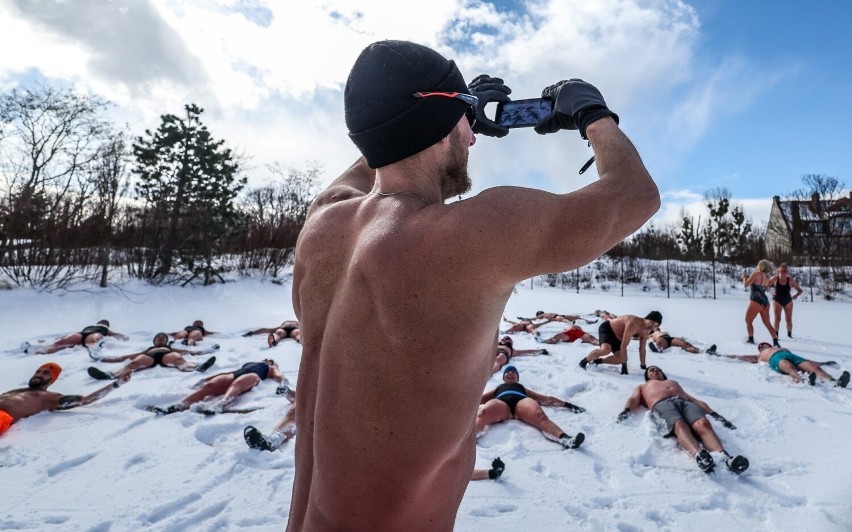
[[769, 263, 804, 338], [742, 259, 779, 346]]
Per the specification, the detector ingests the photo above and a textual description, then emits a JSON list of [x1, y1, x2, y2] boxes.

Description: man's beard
[[440, 126, 472, 200], [28, 377, 49, 389]]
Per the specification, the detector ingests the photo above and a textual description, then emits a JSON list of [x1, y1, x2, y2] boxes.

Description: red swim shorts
[[564, 328, 585, 342], [0, 409, 13, 435]]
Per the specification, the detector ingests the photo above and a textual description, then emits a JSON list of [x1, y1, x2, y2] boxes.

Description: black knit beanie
[[345, 40, 469, 169], [645, 311, 663, 326]]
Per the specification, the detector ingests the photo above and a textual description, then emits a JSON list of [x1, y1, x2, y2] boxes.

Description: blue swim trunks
[[768, 350, 806, 372]]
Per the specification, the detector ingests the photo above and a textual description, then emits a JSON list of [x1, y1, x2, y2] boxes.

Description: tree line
[[0, 84, 318, 289], [1, 84, 846, 293]]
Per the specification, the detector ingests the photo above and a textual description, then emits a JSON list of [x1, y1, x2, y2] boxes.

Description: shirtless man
[[525, 310, 597, 324], [288, 40, 658, 530], [243, 320, 301, 347], [0, 363, 128, 435], [501, 316, 549, 334], [716, 342, 850, 386], [86, 332, 217, 381], [169, 320, 216, 346], [579, 311, 662, 374], [28, 320, 129, 355], [617, 366, 748, 474]]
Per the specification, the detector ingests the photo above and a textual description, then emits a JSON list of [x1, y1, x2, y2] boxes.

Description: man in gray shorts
[[616, 365, 749, 474]]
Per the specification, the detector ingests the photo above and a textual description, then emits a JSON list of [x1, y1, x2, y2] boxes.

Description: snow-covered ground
[[1, 278, 850, 531]]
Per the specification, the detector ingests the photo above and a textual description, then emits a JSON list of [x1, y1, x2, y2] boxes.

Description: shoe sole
[[726, 455, 749, 474], [837, 371, 850, 388]]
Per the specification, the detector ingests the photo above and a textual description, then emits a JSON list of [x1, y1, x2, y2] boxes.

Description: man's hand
[[488, 457, 505, 480], [616, 407, 631, 423], [242, 331, 253, 337], [534, 79, 619, 139], [467, 74, 512, 138], [709, 412, 736, 430]]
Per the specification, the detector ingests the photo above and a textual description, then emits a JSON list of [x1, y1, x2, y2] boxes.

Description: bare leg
[[581, 334, 599, 345], [585, 344, 613, 363], [671, 419, 702, 455], [775, 359, 803, 383], [758, 308, 778, 340], [671, 338, 699, 354], [783, 303, 794, 335], [744, 302, 760, 338], [514, 399, 565, 440], [36, 333, 84, 354], [162, 353, 197, 372], [541, 333, 567, 344], [180, 375, 234, 406], [798, 361, 835, 383], [291, 329, 302, 344], [475, 400, 512, 436], [113, 355, 156, 379], [772, 301, 783, 334], [491, 353, 508, 373], [217, 374, 261, 410], [690, 417, 723, 452]]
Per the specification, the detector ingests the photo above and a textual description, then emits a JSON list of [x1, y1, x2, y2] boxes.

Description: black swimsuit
[[497, 346, 513, 363], [774, 278, 793, 305], [144, 346, 173, 367], [183, 325, 206, 335], [495, 383, 528, 416], [232, 362, 271, 380], [80, 325, 109, 345], [280, 324, 298, 337]]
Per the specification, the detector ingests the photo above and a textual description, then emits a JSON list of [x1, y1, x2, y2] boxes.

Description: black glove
[[616, 408, 631, 423], [242, 331, 253, 337], [563, 401, 586, 414], [488, 457, 505, 480], [709, 412, 736, 430], [534, 79, 619, 139], [467, 74, 512, 138], [539, 348, 550, 355]]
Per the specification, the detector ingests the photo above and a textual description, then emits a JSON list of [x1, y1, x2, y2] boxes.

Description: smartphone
[[495, 98, 553, 128]]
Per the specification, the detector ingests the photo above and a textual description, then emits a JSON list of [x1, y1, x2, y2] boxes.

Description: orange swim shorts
[[0, 409, 13, 435]]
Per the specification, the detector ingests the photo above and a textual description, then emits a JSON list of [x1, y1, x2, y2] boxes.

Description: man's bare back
[[287, 41, 658, 531]]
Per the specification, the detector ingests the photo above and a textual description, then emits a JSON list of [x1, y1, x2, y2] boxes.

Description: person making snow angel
[[86, 332, 217, 381], [0, 363, 129, 435], [287, 39, 659, 530], [616, 366, 749, 474], [25, 320, 129, 355], [477, 365, 586, 449], [714, 342, 850, 387], [491, 335, 549, 373]]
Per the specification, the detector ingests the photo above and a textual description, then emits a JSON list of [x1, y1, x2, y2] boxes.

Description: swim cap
[[503, 365, 519, 376], [39, 362, 62, 382], [645, 311, 663, 325], [345, 40, 470, 168]]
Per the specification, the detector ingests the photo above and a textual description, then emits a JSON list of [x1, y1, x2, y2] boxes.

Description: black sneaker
[[787, 331, 792, 338], [559, 433, 585, 449], [836, 371, 850, 388], [773, 338, 781, 347], [87, 367, 115, 380], [808, 372, 817, 386], [746, 336, 755, 344], [244, 426, 275, 451], [147, 404, 182, 415], [195, 356, 216, 372], [620, 363, 629, 375], [696, 449, 715, 473], [705, 344, 717, 355], [725, 455, 749, 474], [648, 342, 660, 353], [579, 358, 589, 370]]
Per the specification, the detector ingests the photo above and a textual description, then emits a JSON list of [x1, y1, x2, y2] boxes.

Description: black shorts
[[598, 321, 621, 351]]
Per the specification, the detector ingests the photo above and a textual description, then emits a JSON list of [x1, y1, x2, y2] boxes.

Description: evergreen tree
[[132, 104, 245, 283]]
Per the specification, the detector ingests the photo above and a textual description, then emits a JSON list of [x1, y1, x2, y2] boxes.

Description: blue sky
[[0, 0, 849, 227]]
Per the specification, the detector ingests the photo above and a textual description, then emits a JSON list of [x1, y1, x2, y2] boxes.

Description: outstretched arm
[[617, 385, 643, 422], [54, 374, 131, 410], [108, 330, 129, 341], [527, 389, 585, 412]]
